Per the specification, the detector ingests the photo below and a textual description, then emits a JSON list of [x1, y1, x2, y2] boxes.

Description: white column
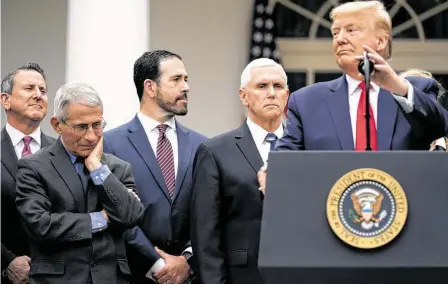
[[66, 0, 149, 130]]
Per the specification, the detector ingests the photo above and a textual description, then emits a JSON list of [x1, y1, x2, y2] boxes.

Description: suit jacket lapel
[[173, 122, 192, 202], [127, 116, 172, 201], [235, 123, 264, 173], [41, 132, 55, 147], [377, 88, 398, 150], [49, 139, 87, 213], [326, 75, 355, 150], [1, 128, 19, 179]]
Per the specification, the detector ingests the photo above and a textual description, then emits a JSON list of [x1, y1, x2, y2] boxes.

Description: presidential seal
[[326, 168, 408, 249]]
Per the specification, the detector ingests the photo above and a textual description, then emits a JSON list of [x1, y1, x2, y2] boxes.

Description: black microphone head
[[358, 57, 374, 75]]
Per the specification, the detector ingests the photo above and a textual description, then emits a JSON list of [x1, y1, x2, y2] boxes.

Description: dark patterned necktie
[[74, 157, 89, 195], [156, 124, 175, 198], [265, 133, 278, 151], [21, 136, 33, 157]]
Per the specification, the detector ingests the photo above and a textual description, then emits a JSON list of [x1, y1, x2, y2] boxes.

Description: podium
[[258, 151, 448, 284]]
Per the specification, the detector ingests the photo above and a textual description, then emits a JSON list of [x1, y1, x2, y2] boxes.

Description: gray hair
[[240, 58, 287, 89], [1, 63, 46, 94], [54, 82, 103, 121]]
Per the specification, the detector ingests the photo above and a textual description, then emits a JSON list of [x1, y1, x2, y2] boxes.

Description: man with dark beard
[[104, 50, 207, 284]]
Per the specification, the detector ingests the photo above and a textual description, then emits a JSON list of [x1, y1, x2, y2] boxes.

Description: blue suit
[[104, 116, 207, 283], [276, 75, 448, 151]]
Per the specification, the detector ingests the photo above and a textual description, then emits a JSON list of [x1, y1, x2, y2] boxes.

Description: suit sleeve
[[15, 158, 93, 243], [96, 162, 145, 229], [407, 78, 448, 140], [275, 91, 305, 150], [124, 227, 161, 267], [190, 143, 227, 284], [103, 137, 114, 154], [1, 243, 16, 271], [102, 139, 160, 265]]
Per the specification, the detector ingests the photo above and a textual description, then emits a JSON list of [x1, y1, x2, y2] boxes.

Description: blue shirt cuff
[[90, 164, 111, 185], [89, 212, 108, 233]]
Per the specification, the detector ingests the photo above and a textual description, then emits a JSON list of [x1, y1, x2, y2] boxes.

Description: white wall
[[150, 0, 253, 137], [1, 0, 67, 136]]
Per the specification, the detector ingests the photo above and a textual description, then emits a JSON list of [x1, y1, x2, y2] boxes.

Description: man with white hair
[[15, 82, 151, 284], [258, 0, 448, 192], [190, 58, 289, 284]]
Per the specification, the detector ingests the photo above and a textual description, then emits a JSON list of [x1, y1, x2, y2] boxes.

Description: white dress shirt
[[5, 123, 41, 159], [137, 112, 178, 176], [346, 74, 415, 145], [246, 117, 284, 163]]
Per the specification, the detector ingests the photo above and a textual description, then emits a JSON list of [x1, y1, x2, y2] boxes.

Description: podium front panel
[[258, 151, 448, 284]]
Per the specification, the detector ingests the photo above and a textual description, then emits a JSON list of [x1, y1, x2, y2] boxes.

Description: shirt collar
[[137, 112, 177, 133], [246, 117, 283, 146], [345, 74, 380, 96], [59, 138, 78, 164], [5, 123, 41, 147]]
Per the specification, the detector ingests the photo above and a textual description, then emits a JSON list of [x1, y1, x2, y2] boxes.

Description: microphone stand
[[358, 53, 374, 151]]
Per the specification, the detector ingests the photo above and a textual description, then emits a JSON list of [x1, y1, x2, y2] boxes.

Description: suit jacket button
[[166, 239, 173, 246], [90, 261, 96, 267]]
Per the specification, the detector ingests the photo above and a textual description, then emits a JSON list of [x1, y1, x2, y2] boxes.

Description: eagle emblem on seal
[[350, 188, 388, 230]]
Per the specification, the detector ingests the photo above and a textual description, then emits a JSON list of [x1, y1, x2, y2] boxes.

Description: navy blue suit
[[104, 116, 207, 283], [276, 75, 448, 150]]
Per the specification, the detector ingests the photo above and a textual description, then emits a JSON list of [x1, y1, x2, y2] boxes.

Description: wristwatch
[[182, 251, 193, 262], [182, 251, 195, 279]]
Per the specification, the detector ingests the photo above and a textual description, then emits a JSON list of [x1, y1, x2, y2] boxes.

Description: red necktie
[[156, 124, 175, 198], [21, 136, 33, 157], [355, 82, 377, 151]]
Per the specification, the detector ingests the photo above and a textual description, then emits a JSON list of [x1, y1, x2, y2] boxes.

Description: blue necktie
[[265, 133, 278, 151]]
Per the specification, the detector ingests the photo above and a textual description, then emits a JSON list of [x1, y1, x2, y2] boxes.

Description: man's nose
[[34, 88, 44, 99], [183, 81, 190, 93], [335, 30, 348, 44], [267, 85, 276, 98], [84, 127, 97, 141]]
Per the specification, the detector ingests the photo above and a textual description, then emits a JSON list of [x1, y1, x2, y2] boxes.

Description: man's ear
[[376, 34, 388, 57], [239, 88, 249, 106], [143, 79, 157, 99], [50, 117, 62, 134], [1, 92, 11, 111]]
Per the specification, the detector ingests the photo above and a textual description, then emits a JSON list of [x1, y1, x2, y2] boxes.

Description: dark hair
[[133, 50, 182, 101], [1, 63, 46, 94]]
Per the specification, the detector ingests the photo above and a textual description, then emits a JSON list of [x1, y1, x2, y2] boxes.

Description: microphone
[[357, 52, 374, 151], [357, 54, 374, 77]]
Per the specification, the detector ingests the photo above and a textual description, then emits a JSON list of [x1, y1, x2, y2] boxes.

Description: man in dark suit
[[15, 82, 149, 284], [190, 58, 289, 284], [275, 1, 448, 152], [104, 50, 207, 284], [1, 63, 55, 284]]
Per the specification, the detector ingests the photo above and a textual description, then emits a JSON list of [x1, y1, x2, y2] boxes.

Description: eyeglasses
[[61, 119, 107, 135]]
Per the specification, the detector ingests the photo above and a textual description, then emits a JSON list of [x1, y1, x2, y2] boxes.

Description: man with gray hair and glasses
[[15, 82, 151, 284]]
